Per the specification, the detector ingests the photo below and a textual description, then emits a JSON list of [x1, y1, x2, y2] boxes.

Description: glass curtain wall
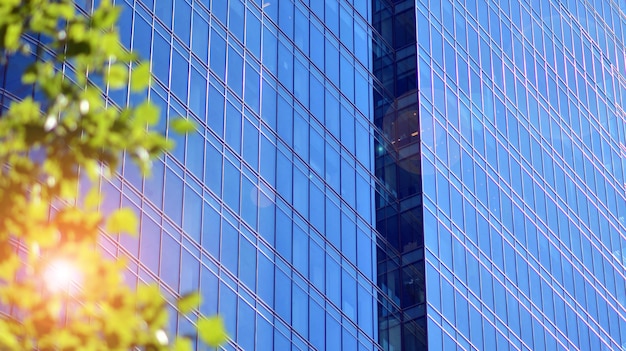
[[107, 0, 382, 349], [1, 0, 385, 350], [417, 0, 626, 349]]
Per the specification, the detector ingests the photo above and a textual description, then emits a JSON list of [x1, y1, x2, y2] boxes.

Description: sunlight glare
[[43, 259, 80, 293]]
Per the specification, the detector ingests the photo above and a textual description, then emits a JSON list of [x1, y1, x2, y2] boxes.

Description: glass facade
[[415, 0, 626, 349], [107, 0, 382, 350], [3, 0, 626, 350], [1, 1, 383, 350]]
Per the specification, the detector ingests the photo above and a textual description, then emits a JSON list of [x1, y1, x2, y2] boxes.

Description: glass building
[[2, 0, 626, 350], [3, 1, 381, 350], [411, 0, 626, 349], [106, 0, 380, 350]]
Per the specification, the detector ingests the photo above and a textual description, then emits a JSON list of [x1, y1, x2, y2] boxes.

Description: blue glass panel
[[277, 95, 293, 147], [292, 225, 308, 277], [152, 32, 171, 86], [309, 300, 325, 350], [211, 0, 227, 25], [139, 215, 161, 274], [182, 186, 201, 243], [225, 101, 242, 153], [292, 285, 308, 336], [223, 161, 240, 212], [206, 84, 224, 134], [241, 177, 257, 229], [199, 266, 218, 316], [192, 11, 209, 61], [164, 168, 183, 224], [257, 252, 275, 307], [171, 49, 188, 102], [173, 1, 191, 44], [180, 248, 199, 294], [209, 29, 226, 80], [275, 269, 292, 323], [276, 208, 292, 262], [326, 255, 341, 306], [227, 46, 244, 97], [221, 221, 239, 274], [237, 300, 255, 350], [239, 237, 256, 290], [245, 11, 261, 58], [160, 233, 180, 289], [202, 201, 220, 259], [229, 0, 245, 42], [189, 67, 207, 118], [219, 285, 237, 336]]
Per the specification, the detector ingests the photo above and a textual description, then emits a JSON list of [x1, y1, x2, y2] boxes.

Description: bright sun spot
[[43, 259, 80, 293]]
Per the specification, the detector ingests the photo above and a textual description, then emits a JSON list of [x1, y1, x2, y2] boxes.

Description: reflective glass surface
[[94, 0, 379, 350], [416, 0, 626, 349], [4, 0, 626, 350]]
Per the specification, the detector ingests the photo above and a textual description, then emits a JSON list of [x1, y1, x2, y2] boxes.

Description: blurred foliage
[[0, 0, 225, 350]]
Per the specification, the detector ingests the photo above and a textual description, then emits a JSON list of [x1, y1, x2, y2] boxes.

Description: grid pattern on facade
[[0, 0, 386, 350], [418, 0, 626, 349], [103, 0, 383, 350]]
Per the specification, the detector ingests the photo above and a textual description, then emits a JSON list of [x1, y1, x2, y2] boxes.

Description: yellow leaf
[[197, 316, 228, 347], [28, 225, 58, 248], [27, 201, 48, 221], [137, 284, 161, 302], [173, 337, 192, 351], [177, 292, 201, 314], [84, 187, 102, 209], [0, 320, 20, 349], [0, 254, 19, 282], [59, 180, 78, 199], [106, 208, 138, 236]]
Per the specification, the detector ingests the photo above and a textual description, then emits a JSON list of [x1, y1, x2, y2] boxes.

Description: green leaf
[[106, 208, 138, 236], [47, 3, 75, 20], [134, 101, 159, 126], [197, 316, 228, 347], [67, 22, 87, 42], [22, 65, 37, 84], [57, 3, 76, 20], [101, 32, 122, 58], [130, 63, 151, 91], [92, 4, 122, 29], [4, 23, 22, 51], [106, 64, 128, 89], [170, 118, 196, 134], [65, 39, 92, 57], [177, 292, 201, 314]]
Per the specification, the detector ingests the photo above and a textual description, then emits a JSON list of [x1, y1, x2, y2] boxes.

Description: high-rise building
[[107, 0, 381, 350], [3, 1, 381, 350], [406, 0, 626, 349], [2, 0, 626, 350]]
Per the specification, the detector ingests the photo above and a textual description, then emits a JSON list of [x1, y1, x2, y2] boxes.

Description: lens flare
[[43, 259, 80, 293]]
